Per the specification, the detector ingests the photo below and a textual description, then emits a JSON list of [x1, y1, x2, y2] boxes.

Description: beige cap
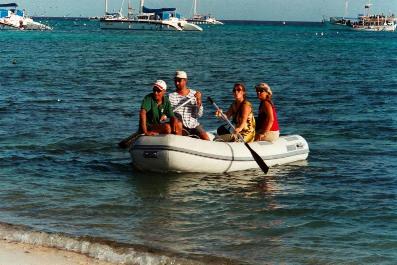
[[255, 82, 272, 96], [153, 80, 167, 91], [175, 71, 187, 79]]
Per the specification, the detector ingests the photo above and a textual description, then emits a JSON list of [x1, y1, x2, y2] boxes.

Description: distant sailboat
[[186, 0, 223, 25], [100, 0, 203, 31]]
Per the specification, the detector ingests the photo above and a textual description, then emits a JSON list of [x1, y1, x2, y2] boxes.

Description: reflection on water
[[130, 160, 309, 201], [123, 161, 311, 260]]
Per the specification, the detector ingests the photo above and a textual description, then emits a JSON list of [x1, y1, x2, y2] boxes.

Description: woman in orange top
[[255, 82, 280, 142]]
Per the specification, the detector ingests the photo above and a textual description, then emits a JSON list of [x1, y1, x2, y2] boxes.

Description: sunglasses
[[256, 89, 266, 94], [233, 88, 243, 93], [153, 88, 163, 93]]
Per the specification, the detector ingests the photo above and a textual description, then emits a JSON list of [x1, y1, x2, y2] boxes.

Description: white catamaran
[[327, 0, 396, 32], [100, 0, 203, 31], [186, 0, 223, 25], [0, 3, 52, 30]]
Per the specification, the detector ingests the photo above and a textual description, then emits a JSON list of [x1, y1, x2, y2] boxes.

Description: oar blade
[[118, 140, 129, 148], [245, 142, 269, 174]]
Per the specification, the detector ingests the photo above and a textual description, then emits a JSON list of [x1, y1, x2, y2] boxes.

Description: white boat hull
[[351, 24, 396, 32], [325, 21, 396, 32], [24, 19, 52, 30], [0, 21, 19, 29], [186, 18, 223, 25], [130, 134, 309, 173], [100, 18, 203, 32], [324, 20, 353, 31], [177, 20, 203, 31], [100, 18, 183, 31], [0, 15, 51, 31]]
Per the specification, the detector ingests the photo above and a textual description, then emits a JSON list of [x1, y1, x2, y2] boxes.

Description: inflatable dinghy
[[130, 134, 309, 173]]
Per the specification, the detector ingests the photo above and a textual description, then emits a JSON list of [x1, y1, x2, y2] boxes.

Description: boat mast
[[105, 0, 108, 14], [343, 0, 349, 18], [139, 0, 144, 13], [119, 0, 125, 15], [127, 0, 133, 18], [193, 0, 197, 16], [364, 0, 372, 17]]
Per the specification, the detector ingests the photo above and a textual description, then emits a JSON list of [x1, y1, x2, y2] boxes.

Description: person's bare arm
[[140, 109, 156, 136], [263, 101, 274, 132], [234, 103, 251, 133]]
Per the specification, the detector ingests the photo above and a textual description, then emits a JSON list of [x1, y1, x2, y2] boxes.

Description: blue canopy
[[142, 6, 176, 14], [0, 3, 18, 8]]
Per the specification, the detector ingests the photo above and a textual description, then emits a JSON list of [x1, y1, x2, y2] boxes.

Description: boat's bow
[[178, 20, 203, 31]]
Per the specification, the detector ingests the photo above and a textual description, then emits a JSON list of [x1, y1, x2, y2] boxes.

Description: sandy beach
[[0, 239, 116, 265]]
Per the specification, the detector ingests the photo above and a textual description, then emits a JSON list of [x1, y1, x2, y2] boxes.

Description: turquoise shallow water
[[1, 19, 397, 264]]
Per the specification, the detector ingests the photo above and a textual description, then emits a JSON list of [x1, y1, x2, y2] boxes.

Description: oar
[[118, 96, 195, 149], [207, 96, 269, 174], [118, 131, 141, 148]]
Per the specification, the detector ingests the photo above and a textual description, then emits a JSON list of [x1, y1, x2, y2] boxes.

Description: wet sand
[[0, 239, 116, 265]]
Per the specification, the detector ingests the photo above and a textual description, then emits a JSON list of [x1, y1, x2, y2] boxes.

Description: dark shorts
[[217, 124, 231, 135], [183, 125, 206, 137]]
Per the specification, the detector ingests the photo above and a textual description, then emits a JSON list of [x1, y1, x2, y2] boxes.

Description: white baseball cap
[[153, 80, 167, 91], [175, 71, 187, 79]]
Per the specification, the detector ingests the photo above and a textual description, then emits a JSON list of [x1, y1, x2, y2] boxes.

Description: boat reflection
[[129, 159, 309, 199], [126, 161, 309, 259]]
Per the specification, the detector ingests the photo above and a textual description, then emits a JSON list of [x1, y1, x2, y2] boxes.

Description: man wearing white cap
[[169, 71, 210, 140], [139, 80, 177, 136]]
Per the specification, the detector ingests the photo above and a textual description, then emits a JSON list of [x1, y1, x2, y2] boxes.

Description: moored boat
[[186, 14, 223, 25], [100, 0, 202, 31], [186, 0, 223, 25], [0, 3, 52, 30], [326, 1, 396, 32], [130, 134, 309, 173], [351, 13, 396, 31]]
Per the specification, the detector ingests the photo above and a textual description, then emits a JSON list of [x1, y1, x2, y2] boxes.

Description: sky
[[13, 0, 397, 21]]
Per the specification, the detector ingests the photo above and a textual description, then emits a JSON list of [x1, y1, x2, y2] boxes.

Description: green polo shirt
[[141, 93, 174, 126]]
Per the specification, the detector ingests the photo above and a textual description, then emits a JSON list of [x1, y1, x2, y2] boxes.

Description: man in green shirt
[[139, 80, 177, 136]]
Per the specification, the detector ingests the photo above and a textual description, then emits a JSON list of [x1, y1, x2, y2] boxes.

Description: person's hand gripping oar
[[208, 96, 269, 174], [118, 97, 195, 149]]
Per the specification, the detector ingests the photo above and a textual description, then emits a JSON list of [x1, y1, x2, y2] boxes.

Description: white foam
[[0, 222, 208, 265]]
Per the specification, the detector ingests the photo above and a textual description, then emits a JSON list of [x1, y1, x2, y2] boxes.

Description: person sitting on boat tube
[[169, 71, 210, 140], [214, 83, 256, 143], [139, 80, 177, 136], [254, 82, 280, 142]]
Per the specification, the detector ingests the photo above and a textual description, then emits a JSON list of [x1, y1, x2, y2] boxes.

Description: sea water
[[0, 19, 396, 264]]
